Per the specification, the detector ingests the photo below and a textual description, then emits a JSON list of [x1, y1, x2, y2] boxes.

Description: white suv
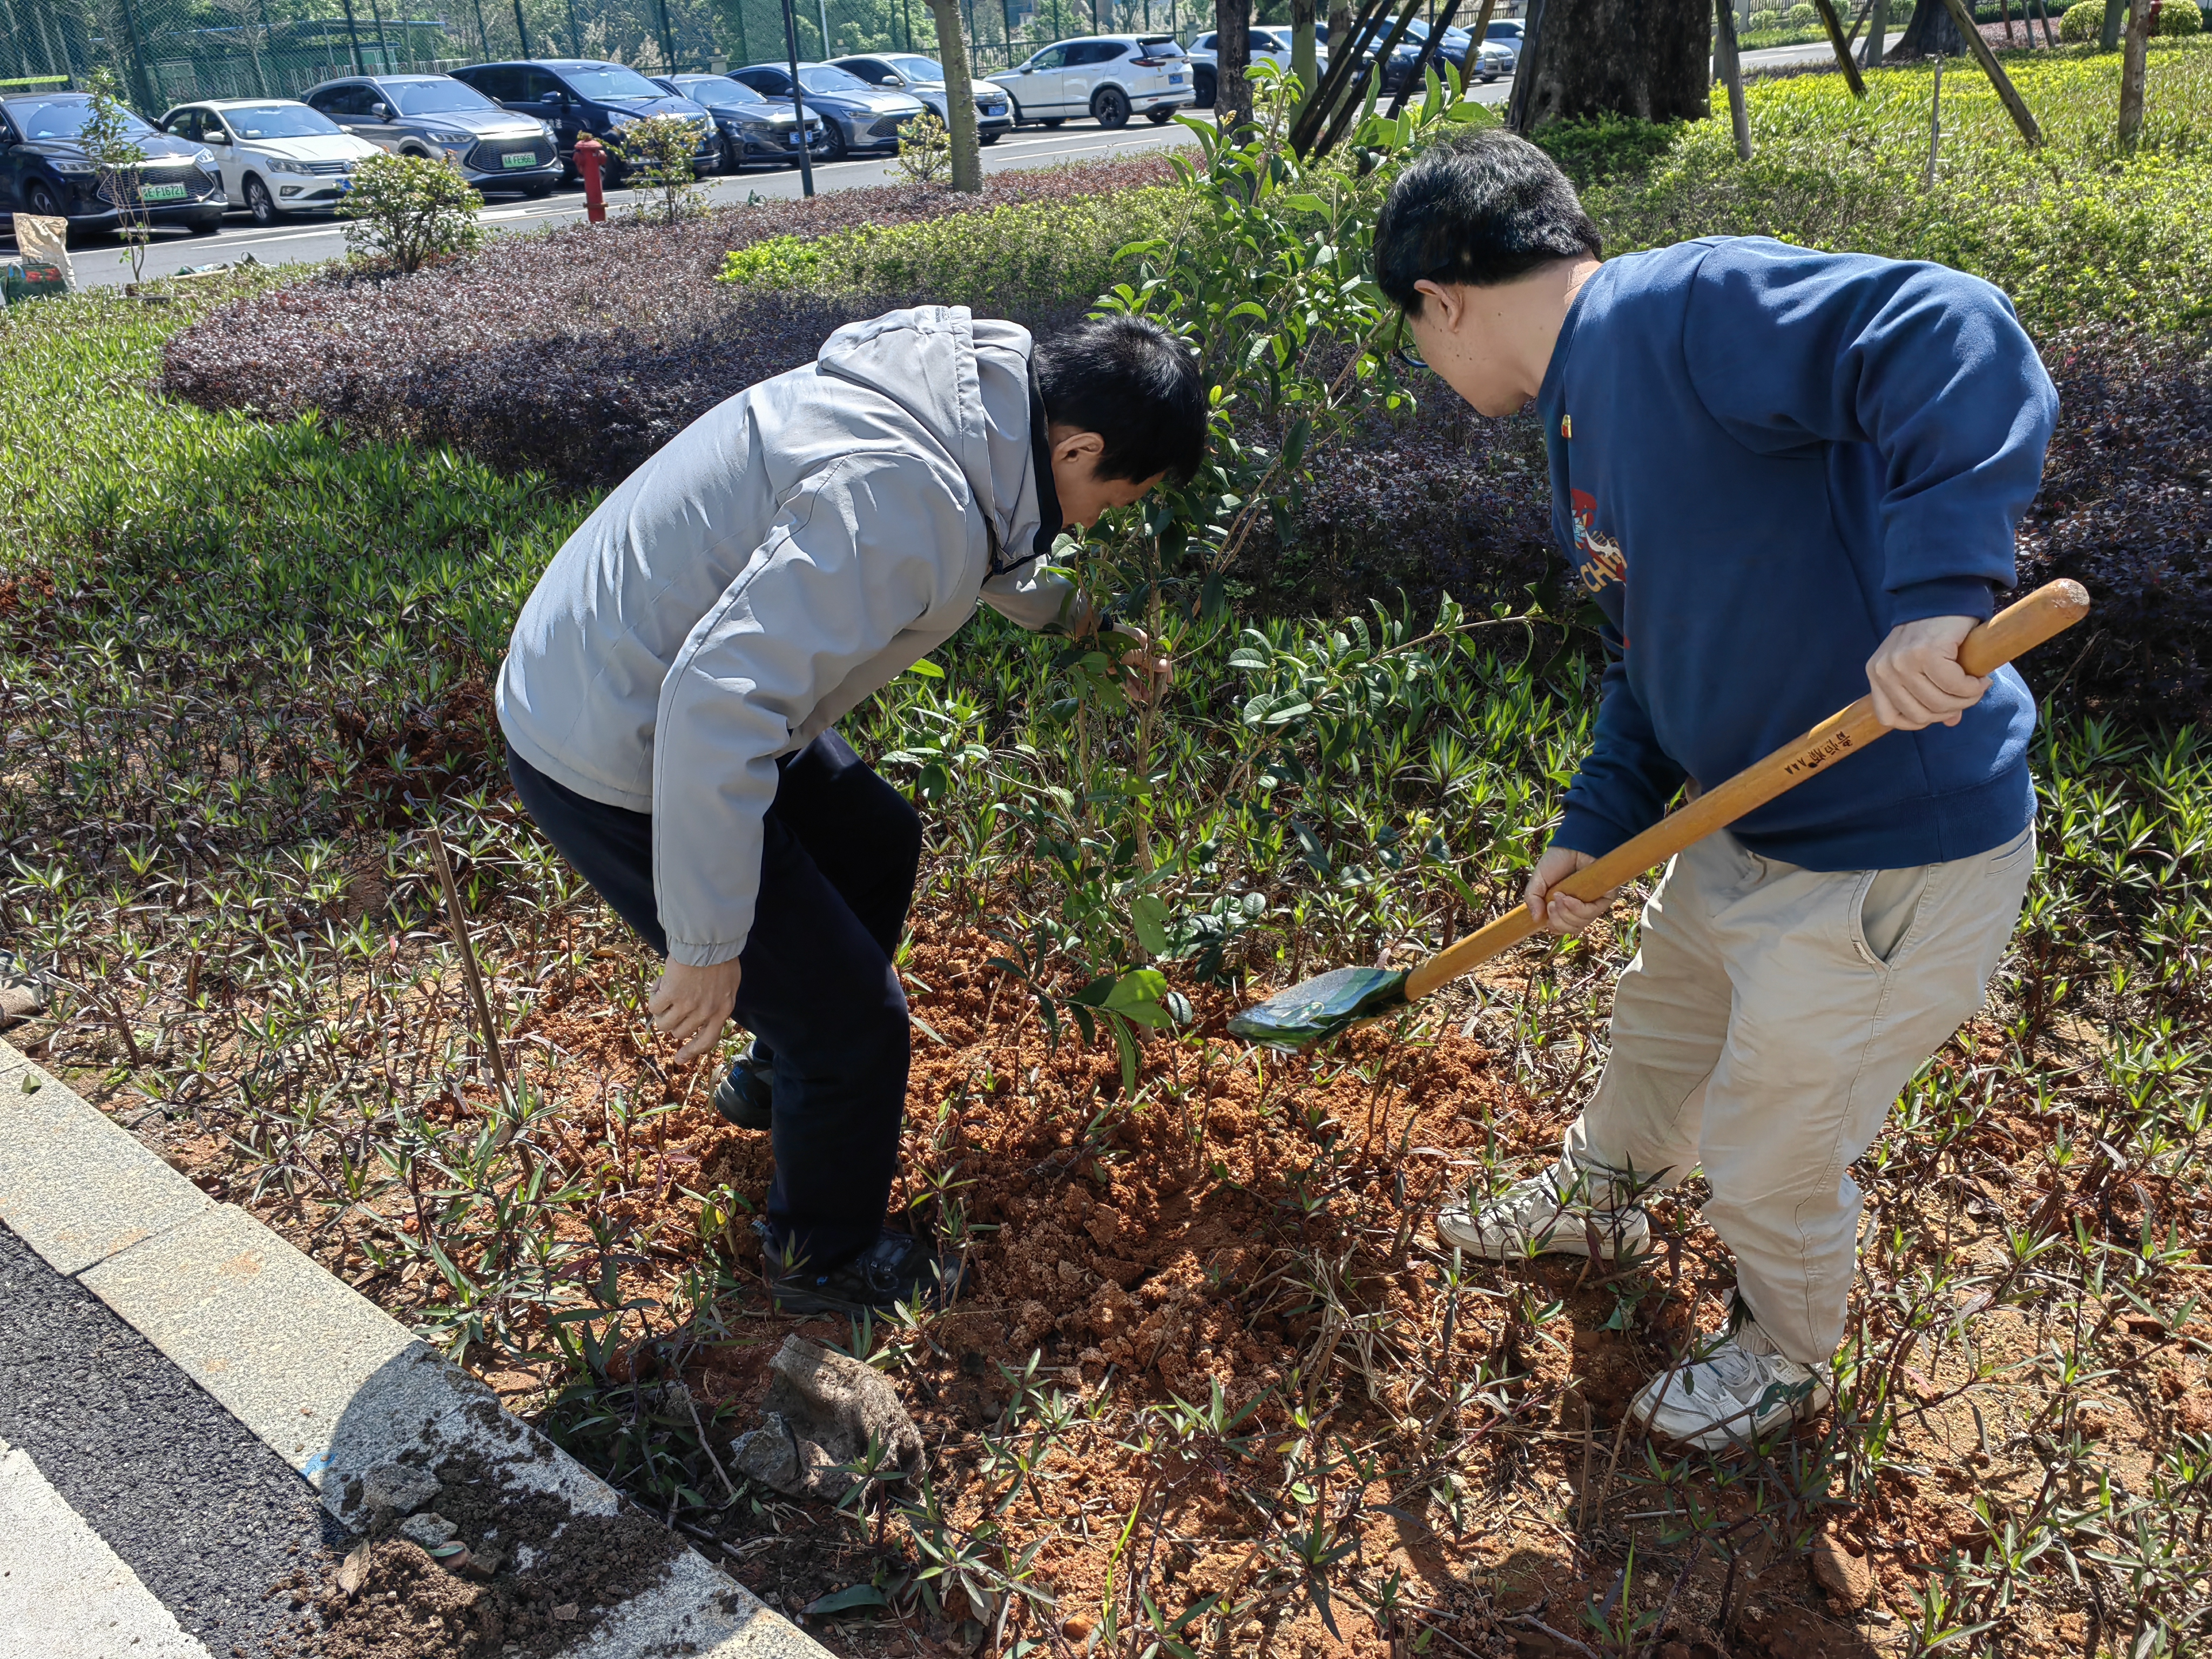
[[1001, 35, 1195, 129], [1186, 26, 1326, 107]]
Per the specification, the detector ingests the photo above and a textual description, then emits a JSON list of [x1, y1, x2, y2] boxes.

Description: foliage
[[78, 69, 153, 287], [1532, 112, 1688, 187], [338, 152, 486, 274], [717, 187, 1183, 302], [1580, 41, 2212, 335], [162, 157, 1175, 486], [1786, 1, 1818, 23], [2163, 2, 2204, 33], [610, 112, 706, 224], [1749, 7, 1782, 27], [894, 109, 952, 187], [2059, 0, 2103, 41]]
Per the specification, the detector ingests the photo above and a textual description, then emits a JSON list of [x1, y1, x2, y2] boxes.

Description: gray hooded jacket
[[496, 306, 1081, 967]]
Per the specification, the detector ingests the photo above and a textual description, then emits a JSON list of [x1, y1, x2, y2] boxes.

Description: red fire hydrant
[[575, 132, 607, 224]]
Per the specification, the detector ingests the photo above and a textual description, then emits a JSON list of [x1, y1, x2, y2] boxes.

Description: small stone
[[1060, 1615, 1095, 1642], [397, 1512, 459, 1549], [551, 1602, 581, 1622], [362, 1462, 441, 1518], [1810, 1527, 1874, 1610]]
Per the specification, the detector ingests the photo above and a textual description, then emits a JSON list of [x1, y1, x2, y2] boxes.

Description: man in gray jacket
[[498, 305, 1206, 1315]]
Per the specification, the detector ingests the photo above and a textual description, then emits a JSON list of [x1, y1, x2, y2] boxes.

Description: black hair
[[1033, 314, 1208, 485], [1374, 130, 1603, 315]]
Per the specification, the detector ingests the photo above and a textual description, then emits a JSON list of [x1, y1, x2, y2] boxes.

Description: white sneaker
[[1629, 1323, 1831, 1450], [1434, 1169, 1651, 1261]]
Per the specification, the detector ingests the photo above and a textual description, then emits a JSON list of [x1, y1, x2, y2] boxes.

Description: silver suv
[[1001, 36, 1195, 129], [301, 73, 560, 195]]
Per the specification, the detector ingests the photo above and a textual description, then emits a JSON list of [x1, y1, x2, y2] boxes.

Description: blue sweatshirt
[[1539, 237, 2057, 873]]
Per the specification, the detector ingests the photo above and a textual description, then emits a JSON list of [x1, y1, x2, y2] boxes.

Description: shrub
[[610, 113, 705, 224], [2162, 3, 2204, 35], [716, 187, 1183, 301], [1786, 2, 1819, 24], [2060, 0, 2104, 38], [895, 110, 952, 187], [1532, 113, 1686, 186], [164, 158, 1175, 486], [339, 152, 484, 273], [2021, 333, 2212, 727], [1749, 9, 1782, 29]]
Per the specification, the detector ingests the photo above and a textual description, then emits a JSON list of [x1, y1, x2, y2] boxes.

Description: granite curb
[[0, 1036, 828, 1659]]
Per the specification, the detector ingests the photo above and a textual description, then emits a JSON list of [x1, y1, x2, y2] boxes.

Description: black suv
[[448, 60, 717, 183], [0, 91, 224, 237]]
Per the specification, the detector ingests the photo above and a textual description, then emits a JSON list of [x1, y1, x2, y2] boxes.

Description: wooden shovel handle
[[1402, 579, 2089, 1003]]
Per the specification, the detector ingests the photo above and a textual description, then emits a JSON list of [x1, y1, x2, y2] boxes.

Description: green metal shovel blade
[[1226, 965, 1411, 1049]]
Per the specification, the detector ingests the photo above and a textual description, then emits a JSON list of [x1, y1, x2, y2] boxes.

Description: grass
[[4, 266, 2210, 1654]]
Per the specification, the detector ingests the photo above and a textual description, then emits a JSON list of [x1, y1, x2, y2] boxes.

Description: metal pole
[[511, 0, 532, 58], [338, 0, 368, 74], [816, 0, 831, 53], [470, 0, 493, 56], [565, 0, 584, 55], [654, 0, 677, 68], [780, 0, 815, 192], [734, 0, 750, 62]]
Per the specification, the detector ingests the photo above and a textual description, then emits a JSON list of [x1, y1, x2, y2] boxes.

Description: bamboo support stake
[[1811, 0, 1868, 96], [1714, 0, 1752, 159], [1924, 51, 1943, 188], [1939, 0, 2042, 144]]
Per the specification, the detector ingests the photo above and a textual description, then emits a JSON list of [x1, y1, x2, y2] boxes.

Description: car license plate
[[1169, 73, 1185, 84], [502, 152, 536, 168], [141, 182, 188, 201]]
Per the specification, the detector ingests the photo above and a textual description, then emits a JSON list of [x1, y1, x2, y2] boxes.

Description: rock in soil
[[0, 953, 45, 1028], [729, 1334, 923, 1500], [361, 1460, 441, 1518], [397, 1511, 460, 1549], [1809, 1525, 1874, 1610]]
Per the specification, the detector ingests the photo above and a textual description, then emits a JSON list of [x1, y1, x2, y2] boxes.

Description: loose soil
[[61, 908, 2212, 1657]]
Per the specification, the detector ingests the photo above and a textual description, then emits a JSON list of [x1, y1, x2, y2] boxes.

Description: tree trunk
[[926, 0, 983, 191], [1862, 0, 1887, 65], [1291, 0, 1319, 99], [2099, 0, 2125, 49], [2116, 0, 2150, 140], [1890, 0, 1968, 56], [1216, 0, 1254, 132], [1511, 0, 1710, 127]]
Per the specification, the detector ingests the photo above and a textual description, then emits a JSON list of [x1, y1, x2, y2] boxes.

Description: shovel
[[1227, 579, 2090, 1049]]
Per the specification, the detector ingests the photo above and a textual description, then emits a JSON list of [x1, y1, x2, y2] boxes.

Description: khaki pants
[[1556, 824, 2036, 1365]]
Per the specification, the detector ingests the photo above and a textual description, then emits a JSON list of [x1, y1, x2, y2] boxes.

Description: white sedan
[[157, 99, 381, 226]]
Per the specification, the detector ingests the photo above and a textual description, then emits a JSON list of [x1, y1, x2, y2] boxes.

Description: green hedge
[[717, 186, 1187, 303], [1577, 40, 2212, 335]]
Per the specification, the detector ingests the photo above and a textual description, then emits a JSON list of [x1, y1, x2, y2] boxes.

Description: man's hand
[[1525, 845, 1613, 937], [1866, 616, 1990, 732], [1102, 625, 1174, 705], [649, 957, 743, 1066]]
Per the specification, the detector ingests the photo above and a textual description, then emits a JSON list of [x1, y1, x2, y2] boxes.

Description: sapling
[[78, 71, 153, 287]]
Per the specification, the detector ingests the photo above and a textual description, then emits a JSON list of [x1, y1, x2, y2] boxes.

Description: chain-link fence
[[4, 0, 1236, 114]]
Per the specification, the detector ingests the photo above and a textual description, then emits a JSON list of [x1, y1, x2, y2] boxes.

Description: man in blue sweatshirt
[[1374, 132, 2054, 1449]]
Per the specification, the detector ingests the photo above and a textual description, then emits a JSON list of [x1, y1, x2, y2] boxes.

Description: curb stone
[[0, 1037, 831, 1659]]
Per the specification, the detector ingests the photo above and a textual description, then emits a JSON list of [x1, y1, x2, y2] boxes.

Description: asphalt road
[[19, 75, 1518, 291], [0, 1222, 346, 1656]]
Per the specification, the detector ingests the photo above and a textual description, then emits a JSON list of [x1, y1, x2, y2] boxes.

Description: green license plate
[[140, 183, 188, 201], [501, 152, 536, 168]]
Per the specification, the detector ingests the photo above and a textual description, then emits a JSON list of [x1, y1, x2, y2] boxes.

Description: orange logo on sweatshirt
[[1569, 489, 1625, 595]]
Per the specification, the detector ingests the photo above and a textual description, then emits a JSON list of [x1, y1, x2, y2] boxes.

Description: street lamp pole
[[780, 0, 817, 195]]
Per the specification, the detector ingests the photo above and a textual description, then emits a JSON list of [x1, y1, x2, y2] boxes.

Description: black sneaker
[[712, 1038, 774, 1130], [769, 1230, 972, 1317]]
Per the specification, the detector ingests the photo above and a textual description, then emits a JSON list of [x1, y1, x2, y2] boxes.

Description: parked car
[[449, 60, 717, 184], [1394, 19, 1513, 84], [729, 62, 927, 160], [1483, 18, 1525, 72], [300, 73, 561, 195], [653, 73, 830, 171], [1307, 19, 1425, 92], [828, 54, 1014, 144], [1000, 35, 1193, 129], [158, 99, 377, 225], [0, 90, 224, 237], [1185, 26, 1326, 107]]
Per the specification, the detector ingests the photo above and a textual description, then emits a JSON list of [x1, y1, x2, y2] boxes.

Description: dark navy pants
[[510, 733, 919, 1272]]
